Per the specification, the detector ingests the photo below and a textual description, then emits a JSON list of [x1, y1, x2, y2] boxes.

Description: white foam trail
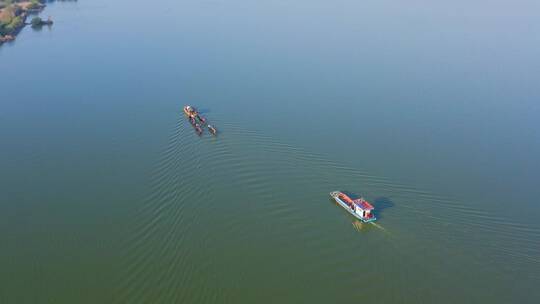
[[370, 222, 391, 235]]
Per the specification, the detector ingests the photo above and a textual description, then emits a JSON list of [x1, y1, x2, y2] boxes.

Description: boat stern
[[362, 216, 377, 223]]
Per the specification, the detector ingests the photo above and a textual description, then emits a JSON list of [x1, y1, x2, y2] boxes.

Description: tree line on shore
[[1, 0, 76, 43], [0, 1, 40, 36]]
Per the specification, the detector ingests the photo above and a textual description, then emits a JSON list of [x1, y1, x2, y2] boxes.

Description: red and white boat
[[330, 191, 376, 222]]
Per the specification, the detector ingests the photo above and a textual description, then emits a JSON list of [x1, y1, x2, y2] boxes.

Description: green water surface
[[1, 0, 539, 303]]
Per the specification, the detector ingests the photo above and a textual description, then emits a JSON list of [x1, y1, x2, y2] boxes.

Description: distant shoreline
[[0, 0, 48, 45]]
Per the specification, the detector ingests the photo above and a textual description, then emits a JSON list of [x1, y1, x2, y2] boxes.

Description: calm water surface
[[1, 0, 539, 303]]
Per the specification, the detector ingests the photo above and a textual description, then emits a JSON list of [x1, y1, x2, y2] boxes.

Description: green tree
[[31, 16, 42, 27]]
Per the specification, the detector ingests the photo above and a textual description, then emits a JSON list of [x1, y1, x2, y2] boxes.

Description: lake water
[[1, 0, 539, 302]]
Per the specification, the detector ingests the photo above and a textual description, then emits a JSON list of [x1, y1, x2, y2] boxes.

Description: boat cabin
[[338, 193, 375, 221], [352, 198, 375, 220]]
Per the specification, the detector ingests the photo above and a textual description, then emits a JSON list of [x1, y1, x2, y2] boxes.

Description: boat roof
[[353, 199, 374, 210], [336, 192, 374, 210]]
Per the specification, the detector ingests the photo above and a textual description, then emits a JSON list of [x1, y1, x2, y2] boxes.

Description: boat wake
[[114, 116, 540, 303], [369, 222, 390, 235]]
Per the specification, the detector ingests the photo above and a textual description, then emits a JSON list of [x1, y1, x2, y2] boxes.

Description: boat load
[[330, 191, 376, 222], [183, 105, 217, 136]]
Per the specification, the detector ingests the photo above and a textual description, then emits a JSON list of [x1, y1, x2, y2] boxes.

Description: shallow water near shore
[[1, 0, 539, 303]]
